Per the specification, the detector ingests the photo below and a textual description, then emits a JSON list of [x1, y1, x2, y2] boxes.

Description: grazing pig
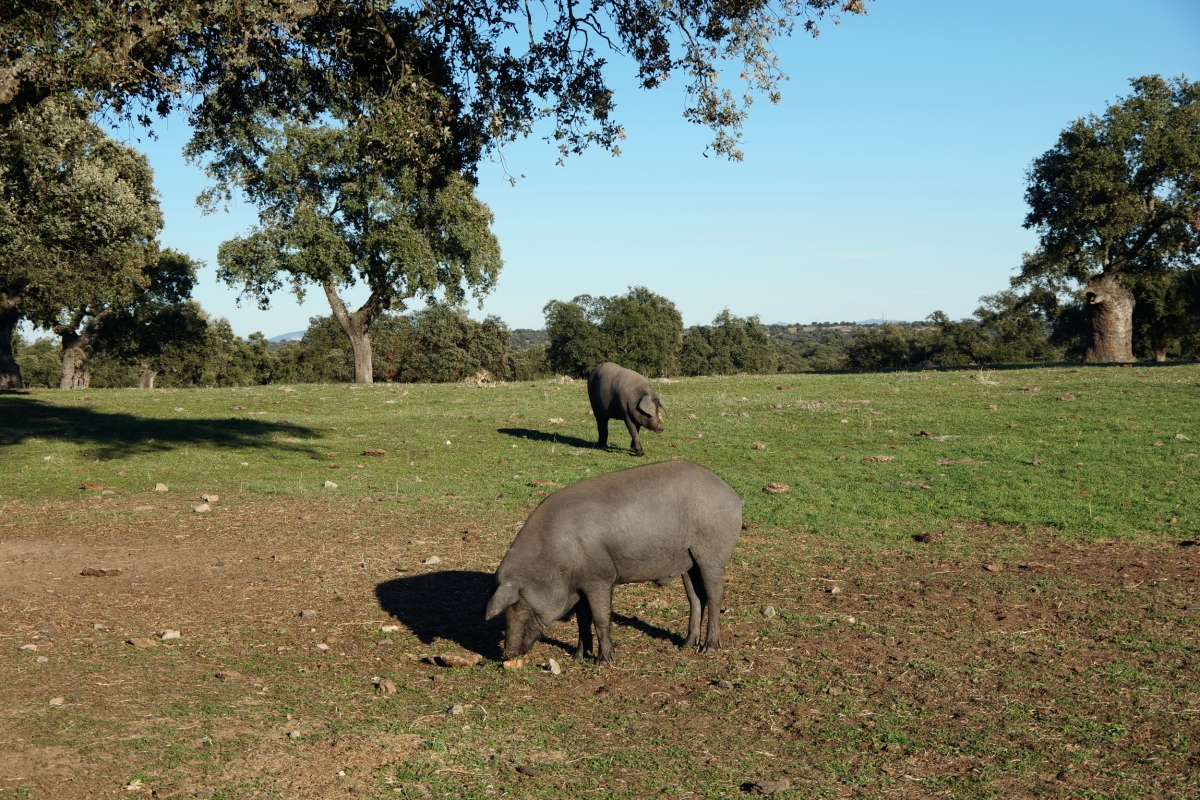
[[588, 362, 666, 456], [485, 460, 742, 663]]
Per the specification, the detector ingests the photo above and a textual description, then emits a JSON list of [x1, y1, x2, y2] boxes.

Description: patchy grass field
[[1, 365, 1198, 799]]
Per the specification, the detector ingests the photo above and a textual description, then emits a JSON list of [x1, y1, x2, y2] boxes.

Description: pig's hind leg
[[572, 596, 594, 660], [680, 565, 705, 649]]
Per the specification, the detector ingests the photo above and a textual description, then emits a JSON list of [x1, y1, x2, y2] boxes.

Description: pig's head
[[635, 392, 666, 433], [485, 580, 546, 659]]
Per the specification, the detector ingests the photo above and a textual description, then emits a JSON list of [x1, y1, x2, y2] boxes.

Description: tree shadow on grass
[[497, 427, 597, 450], [0, 394, 319, 459], [373, 569, 687, 660]]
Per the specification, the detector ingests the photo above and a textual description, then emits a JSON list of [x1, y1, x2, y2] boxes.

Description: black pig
[[485, 461, 742, 663], [587, 362, 666, 456]]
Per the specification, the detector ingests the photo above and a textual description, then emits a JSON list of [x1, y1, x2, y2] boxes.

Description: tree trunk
[[0, 299, 23, 390], [1148, 322, 1168, 363], [322, 280, 375, 384], [140, 368, 158, 389], [58, 328, 90, 389], [1083, 272, 1136, 363]]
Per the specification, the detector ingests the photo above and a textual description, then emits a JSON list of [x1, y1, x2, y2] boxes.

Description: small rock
[[160, 630, 181, 640], [913, 531, 945, 544], [49, 697, 65, 706], [862, 455, 895, 463], [826, 686, 842, 696], [750, 778, 792, 794], [174, 407, 184, 412], [316, 643, 330, 652], [423, 555, 441, 566], [154, 483, 169, 492], [381, 625, 399, 632], [215, 670, 243, 681], [983, 563, 1005, 573], [193, 503, 211, 513], [299, 610, 317, 618], [829, 586, 841, 594], [845, 616, 856, 624], [378, 679, 397, 694], [515, 765, 540, 777], [717, 679, 734, 690], [1176, 434, 1190, 441], [503, 658, 525, 669], [687, 413, 697, 419], [102, 489, 115, 495], [19, 644, 37, 651], [81, 481, 106, 491], [762, 606, 776, 618], [449, 704, 464, 715], [324, 480, 338, 489], [548, 418, 564, 424], [93, 623, 107, 630], [80, 567, 120, 577], [288, 730, 302, 739], [762, 482, 789, 494], [547, 658, 562, 675], [299, 513, 313, 520], [1031, 457, 1044, 466], [36, 656, 48, 663], [462, 532, 479, 543], [128, 637, 158, 649], [201, 493, 219, 503], [88, 639, 112, 648], [363, 448, 386, 456], [753, 442, 767, 451]]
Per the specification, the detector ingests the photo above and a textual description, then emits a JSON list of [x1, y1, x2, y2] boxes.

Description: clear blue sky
[[127, 0, 1199, 337]]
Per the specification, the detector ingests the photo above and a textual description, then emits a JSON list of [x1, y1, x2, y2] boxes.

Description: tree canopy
[[4, 0, 868, 164], [0, 96, 163, 388], [1016, 75, 1200, 362], [545, 287, 683, 377]]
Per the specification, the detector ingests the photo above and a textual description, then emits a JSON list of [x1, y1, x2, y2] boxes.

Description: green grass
[[3, 365, 1198, 539], [2, 365, 1199, 799]]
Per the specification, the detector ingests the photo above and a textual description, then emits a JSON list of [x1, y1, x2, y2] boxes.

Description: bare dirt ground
[[2, 497, 1199, 798]]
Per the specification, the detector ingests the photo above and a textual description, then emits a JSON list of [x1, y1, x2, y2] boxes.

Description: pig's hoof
[[701, 643, 720, 655], [572, 648, 587, 661], [632, 450, 645, 457], [682, 636, 699, 649]]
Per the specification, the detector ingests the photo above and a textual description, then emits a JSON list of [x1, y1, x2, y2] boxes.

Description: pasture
[[1, 365, 1198, 798]]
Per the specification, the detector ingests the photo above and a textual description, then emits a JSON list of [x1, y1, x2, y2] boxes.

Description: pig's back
[[517, 461, 741, 582]]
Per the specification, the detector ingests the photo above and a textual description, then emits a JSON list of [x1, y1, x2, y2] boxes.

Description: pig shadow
[[497, 427, 597, 450], [374, 570, 686, 659], [375, 570, 505, 660]]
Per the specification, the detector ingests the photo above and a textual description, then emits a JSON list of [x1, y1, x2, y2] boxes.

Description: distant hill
[[268, 331, 305, 343], [510, 328, 548, 350]]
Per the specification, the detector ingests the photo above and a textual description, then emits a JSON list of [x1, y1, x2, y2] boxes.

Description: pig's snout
[[650, 419, 664, 433]]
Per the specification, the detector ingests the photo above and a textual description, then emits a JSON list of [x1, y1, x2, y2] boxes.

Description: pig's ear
[[653, 392, 667, 410], [485, 582, 520, 620], [637, 394, 656, 415]]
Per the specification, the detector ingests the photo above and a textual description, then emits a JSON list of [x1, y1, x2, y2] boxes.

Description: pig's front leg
[[623, 417, 644, 456], [582, 585, 616, 663], [573, 596, 594, 660]]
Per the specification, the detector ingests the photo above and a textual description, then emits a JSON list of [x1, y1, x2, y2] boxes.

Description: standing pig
[[588, 362, 666, 456], [485, 460, 742, 663]]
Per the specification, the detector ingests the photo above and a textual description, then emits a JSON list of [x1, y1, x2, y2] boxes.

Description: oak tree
[[1017, 76, 1200, 363]]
